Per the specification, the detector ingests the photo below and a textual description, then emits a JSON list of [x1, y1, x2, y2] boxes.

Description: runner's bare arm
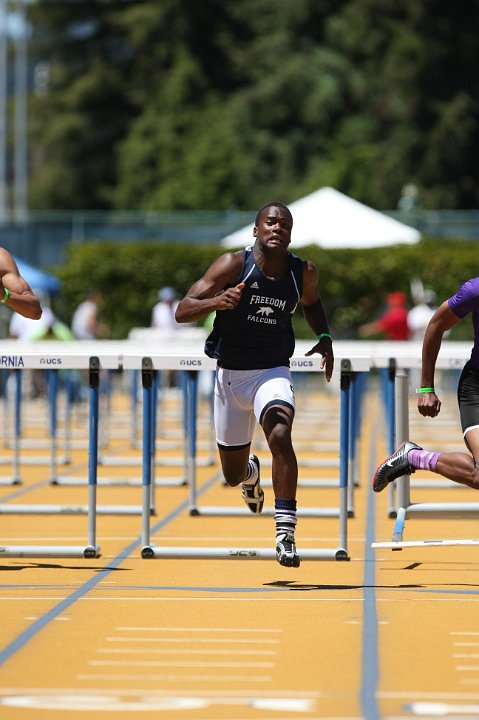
[[175, 252, 245, 324], [418, 301, 461, 417], [0, 248, 42, 319], [301, 261, 334, 381]]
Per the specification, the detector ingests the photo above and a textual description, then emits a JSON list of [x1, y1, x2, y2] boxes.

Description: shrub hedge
[[53, 236, 477, 341]]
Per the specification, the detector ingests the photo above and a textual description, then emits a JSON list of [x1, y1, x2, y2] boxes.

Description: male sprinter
[[176, 202, 334, 567]]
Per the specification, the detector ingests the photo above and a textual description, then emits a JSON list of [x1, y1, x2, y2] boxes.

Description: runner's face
[[254, 206, 293, 250]]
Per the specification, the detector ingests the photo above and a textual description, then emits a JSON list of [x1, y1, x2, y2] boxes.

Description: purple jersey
[[448, 277, 479, 367]]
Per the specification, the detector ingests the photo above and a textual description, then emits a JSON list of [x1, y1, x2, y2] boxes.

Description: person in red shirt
[[359, 291, 410, 341]]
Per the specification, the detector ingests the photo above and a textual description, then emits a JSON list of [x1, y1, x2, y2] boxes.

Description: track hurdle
[[127, 350, 370, 561], [182, 352, 369, 520], [0, 342, 144, 522], [370, 342, 479, 550], [0, 347, 118, 558]]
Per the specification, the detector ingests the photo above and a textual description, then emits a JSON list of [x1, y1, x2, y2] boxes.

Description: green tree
[[27, 0, 479, 211]]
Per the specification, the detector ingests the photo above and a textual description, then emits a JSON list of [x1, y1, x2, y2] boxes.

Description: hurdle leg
[[85, 357, 101, 557], [12, 370, 21, 484], [187, 370, 198, 514], [384, 360, 397, 516], [63, 373, 73, 464], [337, 361, 351, 559], [347, 372, 361, 514], [182, 372, 189, 484], [141, 358, 154, 556], [149, 369, 158, 513], [48, 369, 59, 483], [390, 367, 411, 545], [130, 369, 140, 448], [1, 369, 7, 448]]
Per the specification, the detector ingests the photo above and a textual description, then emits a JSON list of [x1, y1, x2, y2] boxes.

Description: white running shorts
[[214, 366, 295, 448]]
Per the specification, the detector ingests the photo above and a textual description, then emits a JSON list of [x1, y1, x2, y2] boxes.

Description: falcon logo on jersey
[[256, 307, 274, 316]]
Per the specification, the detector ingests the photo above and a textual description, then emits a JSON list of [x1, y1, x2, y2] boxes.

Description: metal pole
[[395, 368, 410, 510], [87, 356, 100, 555], [141, 357, 153, 552], [13, 0, 27, 222], [0, 0, 8, 222]]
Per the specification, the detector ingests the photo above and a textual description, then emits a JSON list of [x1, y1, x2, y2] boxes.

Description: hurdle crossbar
[[140, 546, 349, 560], [372, 539, 479, 550], [0, 545, 99, 558], [124, 352, 370, 562]]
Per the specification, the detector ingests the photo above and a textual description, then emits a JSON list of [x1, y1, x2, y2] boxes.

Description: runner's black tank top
[[205, 247, 304, 370]]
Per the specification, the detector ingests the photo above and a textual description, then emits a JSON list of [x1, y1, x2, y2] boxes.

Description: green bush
[[53, 236, 478, 341]]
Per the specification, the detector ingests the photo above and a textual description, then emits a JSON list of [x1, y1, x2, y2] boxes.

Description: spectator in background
[[397, 183, 421, 212], [151, 287, 184, 388], [151, 287, 180, 331], [408, 289, 437, 342], [359, 291, 410, 341], [72, 290, 106, 340]]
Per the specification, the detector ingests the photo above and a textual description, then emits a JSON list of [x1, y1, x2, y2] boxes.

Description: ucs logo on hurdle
[[40, 357, 62, 365], [290, 359, 314, 368], [179, 359, 202, 366]]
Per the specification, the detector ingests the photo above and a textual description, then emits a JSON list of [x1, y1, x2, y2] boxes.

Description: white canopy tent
[[221, 186, 421, 249]]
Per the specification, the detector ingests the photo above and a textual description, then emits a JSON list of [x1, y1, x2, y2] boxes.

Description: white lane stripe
[[76, 673, 273, 682], [150, 536, 364, 542], [89, 660, 274, 668], [454, 643, 479, 647], [116, 626, 281, 632], [408, 703, 479, 715], [11, 596, 478, 603], [0, 597, 369, 602], [454, 654, 479, 658], [1, 537, 135, 541], [107, 597, 478, 601], [0, 688, 322, 698], [107, 637, 280, 644], [379, 691, 479, 699], [97, 649, 276, 656], [452, 632, 479, 636], [456, 665, 479, 671]]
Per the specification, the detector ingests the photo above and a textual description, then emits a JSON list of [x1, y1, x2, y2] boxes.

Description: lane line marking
[[97, 648, 277, 656], [75, 673, 273, 682], [107, 637, 280, 644]]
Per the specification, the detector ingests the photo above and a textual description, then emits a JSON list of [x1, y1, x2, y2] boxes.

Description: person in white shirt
[[72, 290, 105, 339], [151, 287, 180, 331], [408, 289, 437, 342]]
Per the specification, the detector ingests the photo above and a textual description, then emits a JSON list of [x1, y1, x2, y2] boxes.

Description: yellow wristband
[[1, 288, 10, 304]]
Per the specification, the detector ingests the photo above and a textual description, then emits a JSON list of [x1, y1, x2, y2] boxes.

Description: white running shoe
[[276, 533, 301, 568], [241, 455, 264, 514]]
